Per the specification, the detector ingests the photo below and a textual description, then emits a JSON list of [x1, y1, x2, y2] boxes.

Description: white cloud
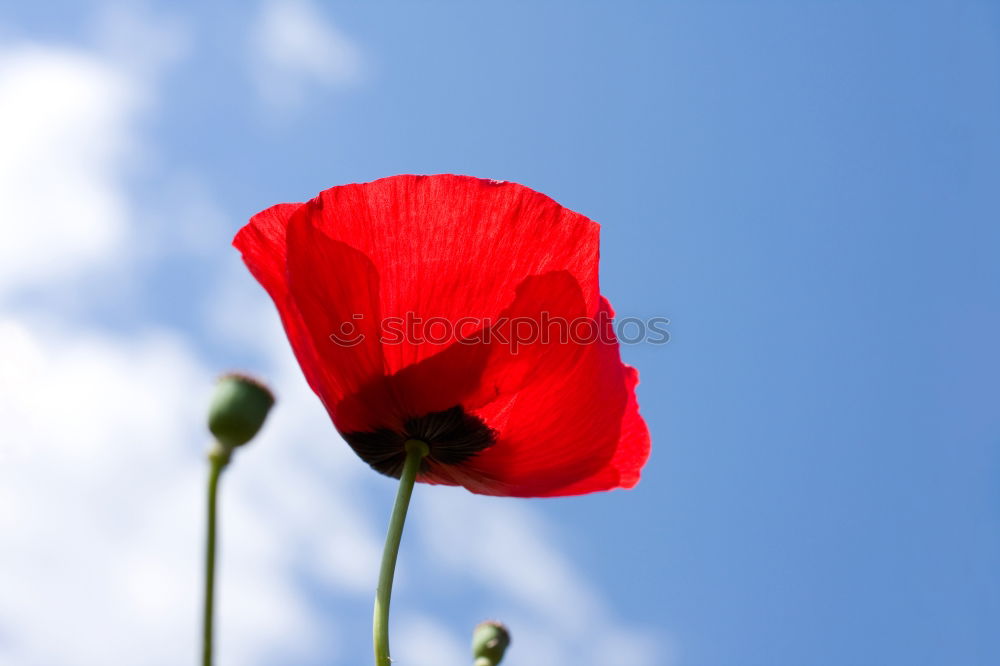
[[92, 3, 189, 79], [395, 615, 468, 666], [413, 490, 659, 666], [0, 18, 330, 661], [0, 2, 190, 303], [0, 45, 134, 298], [250, 0, 361, 109], [418, 493, 601, 633], [0, 315, 336, 666]]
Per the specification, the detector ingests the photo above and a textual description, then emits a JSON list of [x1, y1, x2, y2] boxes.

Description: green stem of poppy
[[203, 444, 230, 666], [373, 439, 429, 666]]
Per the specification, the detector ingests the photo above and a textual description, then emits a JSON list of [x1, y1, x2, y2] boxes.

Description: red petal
[[333, 270, 588, 445], [234, 202, 331, 399], [233, 202, 301, 305], [447, 298, 650, 497], [401, 271, 588, 413], [307, 175, 602, 375], [283, 203, 399, 433], [529, 363, 650, 496]]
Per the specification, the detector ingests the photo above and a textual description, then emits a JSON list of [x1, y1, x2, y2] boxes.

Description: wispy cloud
[[250, 0, 361, 111], [0, 2, 190, 304], [0, 14, 326, 664], [395, 614, 468, 666], [415, 490, 660, 665], [0, 45, 134, 298]]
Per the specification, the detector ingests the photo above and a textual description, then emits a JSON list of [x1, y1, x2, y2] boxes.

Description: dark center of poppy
[[342, 406, 496, 478]]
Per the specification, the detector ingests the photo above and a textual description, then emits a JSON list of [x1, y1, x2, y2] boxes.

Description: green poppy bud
[[207, 373, 275, 450], [472, 620, 510, 666]]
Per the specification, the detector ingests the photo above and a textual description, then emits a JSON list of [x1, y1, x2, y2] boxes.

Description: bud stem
[[373, 439, 429, 666], [202, 445, 229, 666]]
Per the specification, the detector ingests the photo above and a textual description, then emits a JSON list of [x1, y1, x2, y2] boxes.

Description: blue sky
[[1, 1, 998, 665]]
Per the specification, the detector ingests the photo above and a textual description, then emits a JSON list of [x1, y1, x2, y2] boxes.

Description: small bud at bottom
[[472, 621, 510, 665]]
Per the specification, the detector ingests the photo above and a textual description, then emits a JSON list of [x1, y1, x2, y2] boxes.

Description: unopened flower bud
[[207, 373, 274, 450], [472, 620, 510, 665]]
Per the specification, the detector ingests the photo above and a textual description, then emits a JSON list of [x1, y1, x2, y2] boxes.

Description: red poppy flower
[[234, 174, 650, 497]]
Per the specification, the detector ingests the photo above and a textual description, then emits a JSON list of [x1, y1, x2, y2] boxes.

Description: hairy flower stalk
[[373, 439, 429, 666], [202, 443, 228, 666]]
